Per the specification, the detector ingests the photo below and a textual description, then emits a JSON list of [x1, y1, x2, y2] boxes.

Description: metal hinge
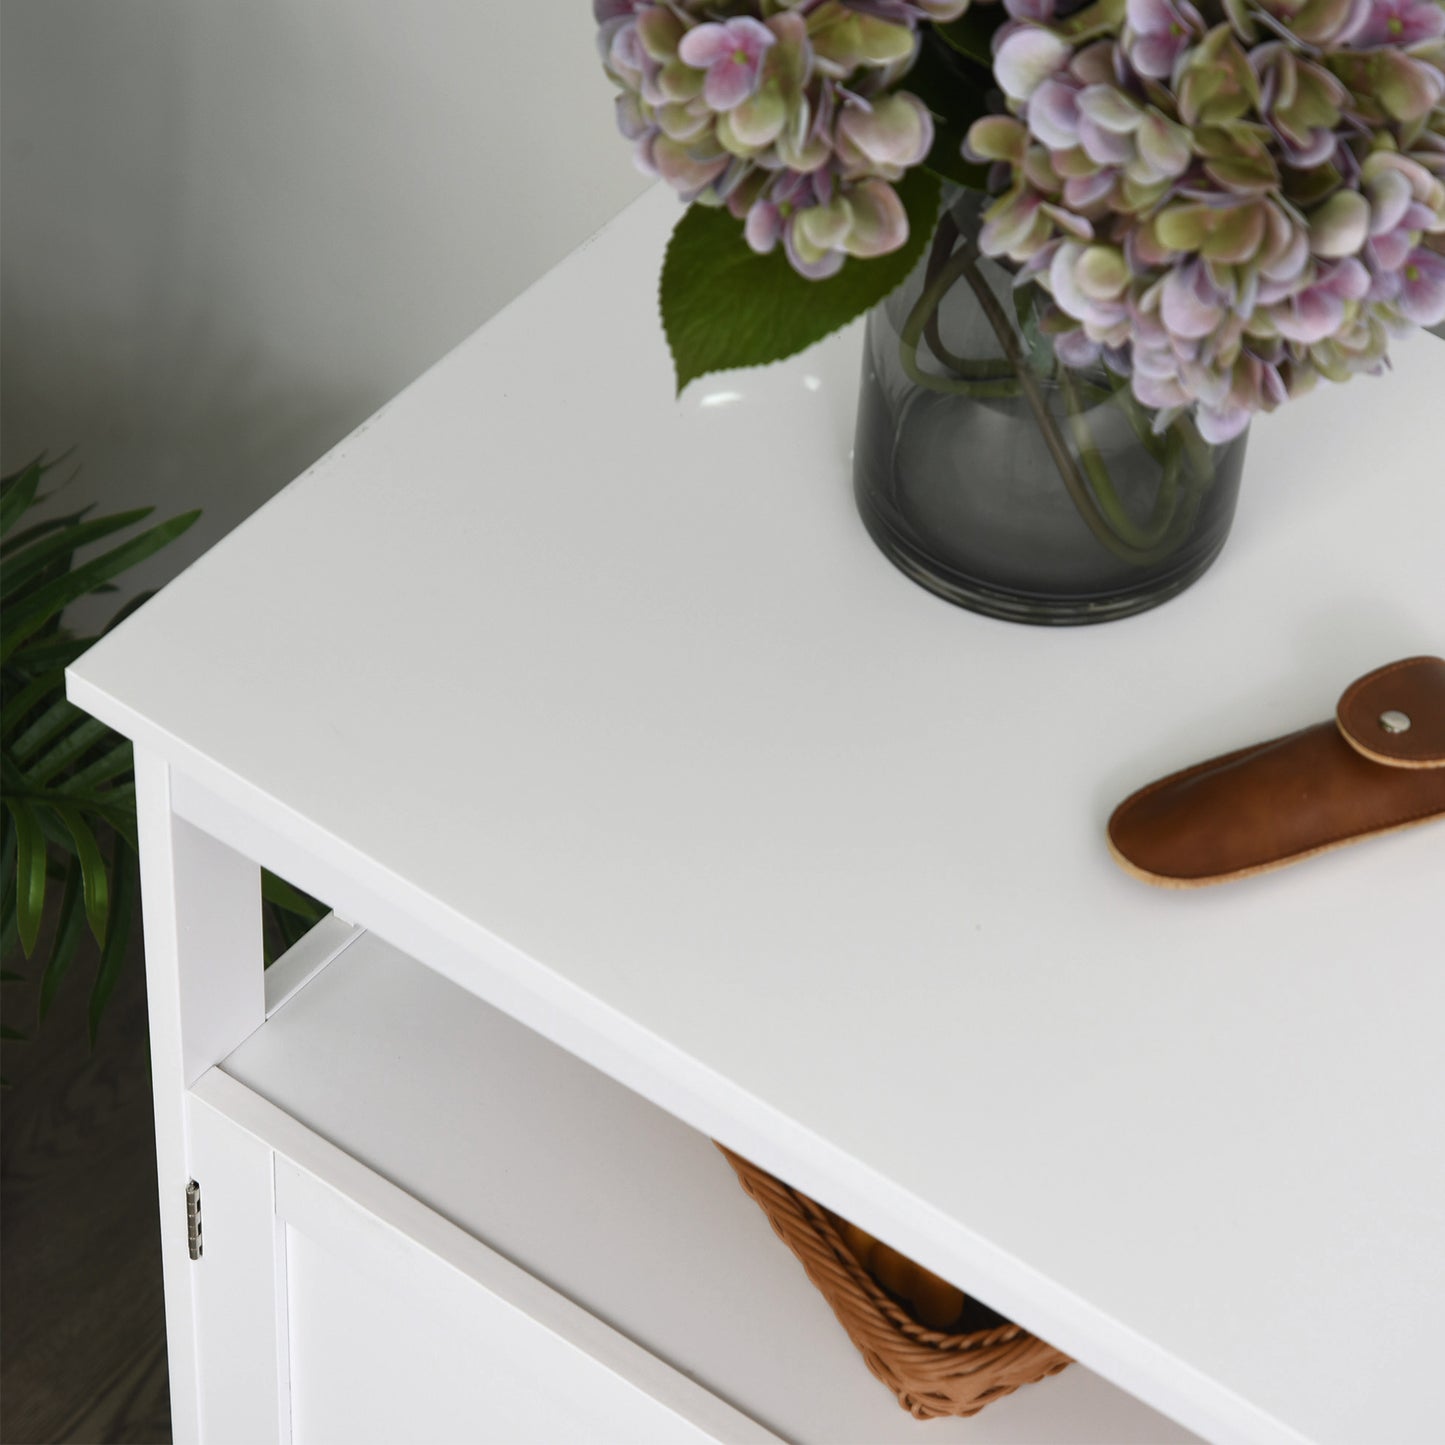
[[186, 1179, 203, 1260]]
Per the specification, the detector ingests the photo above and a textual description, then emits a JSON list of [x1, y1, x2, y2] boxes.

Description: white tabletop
[[70, 187, 1445, 1445]]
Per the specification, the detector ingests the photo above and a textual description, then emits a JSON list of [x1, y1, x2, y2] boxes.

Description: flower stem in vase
[[939, 224, 1223, 569]]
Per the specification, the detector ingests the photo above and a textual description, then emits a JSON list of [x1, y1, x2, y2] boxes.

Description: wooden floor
[[1, 922, 171, 1445]]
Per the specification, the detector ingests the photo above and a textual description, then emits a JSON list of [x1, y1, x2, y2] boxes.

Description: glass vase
[[853, 192, 1247, 625]]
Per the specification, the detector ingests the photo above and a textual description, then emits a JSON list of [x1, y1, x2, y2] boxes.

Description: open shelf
[[221, 928, 1197, 1444]]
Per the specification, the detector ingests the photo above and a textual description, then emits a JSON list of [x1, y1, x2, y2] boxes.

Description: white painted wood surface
[[131, 752, 266, 1443], [71, 188, 1445, 1444], [276, 1162, 757, 1445], [221, 929, 1197, 1445], [261, 913, 361, 1019], [188, 1094, 290, 1444], [192, 1069, 778, 1445]]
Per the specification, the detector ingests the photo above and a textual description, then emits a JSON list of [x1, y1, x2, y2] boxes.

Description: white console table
[[69, 187, 1445, 1445]]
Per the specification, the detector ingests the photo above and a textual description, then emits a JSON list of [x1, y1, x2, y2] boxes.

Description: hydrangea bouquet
[[595, 0, 1445, 446]]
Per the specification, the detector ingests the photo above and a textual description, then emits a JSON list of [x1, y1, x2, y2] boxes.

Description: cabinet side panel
[[133, 751, 265, 1442]]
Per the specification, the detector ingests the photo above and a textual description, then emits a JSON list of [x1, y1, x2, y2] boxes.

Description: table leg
[[134, 749, 265, 1443]]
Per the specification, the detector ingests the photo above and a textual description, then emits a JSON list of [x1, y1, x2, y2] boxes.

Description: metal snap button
[[1379, 710, 1412, 734]]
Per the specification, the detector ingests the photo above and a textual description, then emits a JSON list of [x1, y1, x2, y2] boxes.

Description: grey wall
[[2, 0, 648, 611]]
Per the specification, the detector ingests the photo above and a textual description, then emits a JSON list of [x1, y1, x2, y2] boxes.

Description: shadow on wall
[[1, 315, 372, 634], [1, 0, 647, 620], [0, 2, 379, 618]]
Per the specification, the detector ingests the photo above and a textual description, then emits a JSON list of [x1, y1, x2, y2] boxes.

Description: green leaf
[[29, 803, 75, 854], [89, 797, 138, 853], [660, 166, 942, 394], [0, 826, 16, 959], [5, 635, 89, 674], [0, 459, 44, 539], [11, 696, 82, 764], [89, 840, 136, 1045], [1, 817, 17, 943], [2, 674, 62, 748], [38, 858, 86, 1021], [1, 1025, 26, 1041], [66, 740, 134, 793], [261, 869, 327, 923], [0, 506, 91, 559], [262, 872, 328, 967], [101, 588, 158, 637], [1, 508, 155, 602], [32, 716, 111, 785], [906, 32, 993, 190], [934, 9, 1007, 66], [5, 799, 48, 955], [1, 509, 200, 664], [54, 805, 109, 945]]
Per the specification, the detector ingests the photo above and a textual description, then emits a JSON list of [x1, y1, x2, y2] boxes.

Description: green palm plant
[[2, 455, 197, 1046], [1, 457, 323, 1060]]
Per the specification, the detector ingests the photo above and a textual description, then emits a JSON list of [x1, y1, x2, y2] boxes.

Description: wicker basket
[[717, 1145, 1072, 1419]]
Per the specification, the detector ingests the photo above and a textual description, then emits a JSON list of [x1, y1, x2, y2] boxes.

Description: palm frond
[[261, 870, 329, 966], [1, 509, 200, 664], [2, 458, 320, 1057], [1, 508, 155, 602], [32, 717, 112, 786], [54, 805, 110, 946], [11, 697, 82, 765], [89, 840, 136, 1045], [4, 798, 48, 955], [0, 458, 45, 536], [38, 858, 86, 1021], [2, 676, 63, 747], [0, 506, 93, 559], [67, 741, 134, 793], [6, 636, 93, 674], [0, 459, 196, 1052]]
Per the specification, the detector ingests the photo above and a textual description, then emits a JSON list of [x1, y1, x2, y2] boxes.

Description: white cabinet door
[[188, 1090, 289, 1444], [279, 1162, 723, 1445], [189, 1075, 776, 1445]]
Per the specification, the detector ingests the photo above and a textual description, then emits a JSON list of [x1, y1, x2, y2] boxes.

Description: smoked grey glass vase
[[853, 192, 1247, 625]]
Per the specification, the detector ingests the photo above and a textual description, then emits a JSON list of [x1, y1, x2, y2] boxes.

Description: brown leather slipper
[[1107, 656, 1445, 887]]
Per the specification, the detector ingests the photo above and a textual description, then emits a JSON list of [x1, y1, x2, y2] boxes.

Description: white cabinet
[[69, 188, 1445, 1444], [181, 923, 1193, 1444], [191, 1084, 746, 1445]]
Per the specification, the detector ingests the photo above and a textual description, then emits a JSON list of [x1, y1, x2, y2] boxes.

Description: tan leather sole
[[1106, 808, 1445, 889], [1107, 656, 1445, 888]]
